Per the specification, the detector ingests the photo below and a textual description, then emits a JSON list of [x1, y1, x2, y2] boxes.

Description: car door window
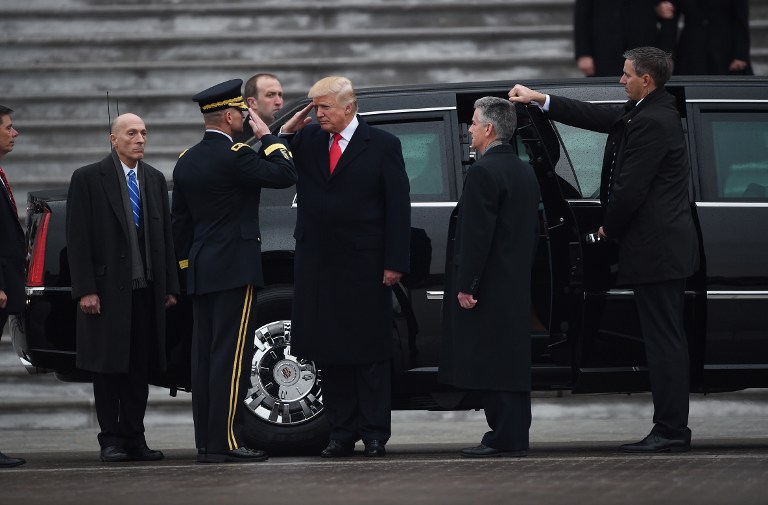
[[368, 119, 451, 202], [697, 111, 768, 201], [553, 122, 607, 199]]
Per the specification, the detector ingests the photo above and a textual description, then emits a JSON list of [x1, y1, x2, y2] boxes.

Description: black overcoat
[[439, 145, 540, 392], [66, 153, 180, 373], [0, 169, 24, 315], [671, 0, 752, 75], [171, 132, 297, 294], [548, 89, 699, 285], [574, 0, 674, 77], [288, 118, 411, 365]]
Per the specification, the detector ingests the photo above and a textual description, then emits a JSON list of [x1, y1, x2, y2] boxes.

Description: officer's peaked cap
[[192, 79, 248, 113]]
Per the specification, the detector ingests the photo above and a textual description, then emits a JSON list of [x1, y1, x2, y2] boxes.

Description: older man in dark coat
[[510, 46, 699, 453], [281, 76, 411, 458], [67, 113, 179, 462], [440, 97, 540, 458]]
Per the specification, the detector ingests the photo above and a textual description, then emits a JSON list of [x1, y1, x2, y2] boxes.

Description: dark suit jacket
[[171, 132, 297, 295], [287, 118, 411, 365], [548, 89, 699, 285], [671, 0, 752, 75], [66, 152, 180, 373], [0, 167, 24, 316], [574, 0, 675, 77], [439, 144, 540, 392]]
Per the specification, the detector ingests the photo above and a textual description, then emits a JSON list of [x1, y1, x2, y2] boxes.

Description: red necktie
[[329, 133, 342, 174], [0, 165, 17, 217]]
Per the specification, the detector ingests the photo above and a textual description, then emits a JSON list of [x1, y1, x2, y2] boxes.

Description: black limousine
[[12, 77, 768, 452]]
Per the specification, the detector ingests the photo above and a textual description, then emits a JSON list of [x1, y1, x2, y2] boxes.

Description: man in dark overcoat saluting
[[440, 97, 540, 458], [67, 113, 180, 462], [280, 76, 411, 458], [510, 46, 699, 453]]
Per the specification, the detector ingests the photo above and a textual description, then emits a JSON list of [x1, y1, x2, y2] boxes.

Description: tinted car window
[[554, 122, 607, 199], [698, 111, 768, 201], [370, 120, 450, 202]]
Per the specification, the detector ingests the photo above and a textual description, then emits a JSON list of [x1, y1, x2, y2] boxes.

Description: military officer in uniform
[[172, 79, 297, 464]]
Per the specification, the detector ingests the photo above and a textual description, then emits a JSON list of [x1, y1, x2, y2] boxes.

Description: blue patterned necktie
[[127, 169, 140, 229]]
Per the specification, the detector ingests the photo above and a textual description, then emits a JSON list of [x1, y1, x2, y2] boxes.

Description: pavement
[[3, 332, 768, 504]]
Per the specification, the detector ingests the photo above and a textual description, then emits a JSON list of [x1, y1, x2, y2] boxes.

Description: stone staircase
[[1, 0, 766, 217], [0, 331, 191, 430]]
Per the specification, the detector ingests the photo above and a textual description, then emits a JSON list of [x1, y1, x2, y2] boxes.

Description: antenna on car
[[106, 93, 123, 150]]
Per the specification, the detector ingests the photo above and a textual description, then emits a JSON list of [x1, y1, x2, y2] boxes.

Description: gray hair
[[623, 46, 673, 87], [474, 96, 517, 141]]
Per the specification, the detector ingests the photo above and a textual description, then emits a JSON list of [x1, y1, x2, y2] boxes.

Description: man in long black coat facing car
[[280, 76, 411, 458], [510, 46, 699, 453], [67, 113, 180, 463], [440, 97, 540, 458]]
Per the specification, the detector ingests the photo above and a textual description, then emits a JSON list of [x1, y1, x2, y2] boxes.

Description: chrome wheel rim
[[245, 320, 324, 426]]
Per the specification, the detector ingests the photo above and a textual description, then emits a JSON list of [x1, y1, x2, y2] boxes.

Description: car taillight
[[26, 209, 51, 287]]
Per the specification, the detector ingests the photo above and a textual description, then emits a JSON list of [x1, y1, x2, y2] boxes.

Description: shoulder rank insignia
[[231, 142, 251, 152], [264, 143, 293, 160], [178, 148, 189, 158]]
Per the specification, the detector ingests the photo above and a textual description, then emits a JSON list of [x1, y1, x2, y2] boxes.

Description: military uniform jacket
[[439, 145, 540, 392], [287, 118, 411, 365], [66, 154, 180, 373], [548, 89, 699, 285], [0, 172, 24, 315], [171, 132, 297, 295]]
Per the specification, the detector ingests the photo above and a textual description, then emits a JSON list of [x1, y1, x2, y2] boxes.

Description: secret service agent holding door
[[172, 79, 297, 464], [509, 46, 699, 454]]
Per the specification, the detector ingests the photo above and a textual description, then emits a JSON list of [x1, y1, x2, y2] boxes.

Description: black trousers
[[634, 278, 690, 439], [321, 360, 392, 444], [93, 288, 153, 450], [191, 285, 257, 453], [481, 391, 531, 451]]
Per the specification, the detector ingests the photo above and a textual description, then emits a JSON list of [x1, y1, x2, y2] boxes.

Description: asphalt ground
[[2, 392, 767, 505]]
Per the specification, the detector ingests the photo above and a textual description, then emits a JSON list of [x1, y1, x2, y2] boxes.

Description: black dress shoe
[[620, 433, 691, 453], [320, 440, 354, 458], [460, 444, 527, 458], [0, 451, 26, 468], [100, 445, 130, 462], [197, 446, 269, 464], [126, 443, 164, 461], [363, 440, 386, 457]]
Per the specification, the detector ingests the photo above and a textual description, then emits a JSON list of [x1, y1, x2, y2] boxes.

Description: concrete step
[[0, 51, 578, 94], [0, 26, 573, 65], [0, 1, 576, 35]]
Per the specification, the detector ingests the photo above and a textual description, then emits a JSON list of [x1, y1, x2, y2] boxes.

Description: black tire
[[241, 284, 329, 455]]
